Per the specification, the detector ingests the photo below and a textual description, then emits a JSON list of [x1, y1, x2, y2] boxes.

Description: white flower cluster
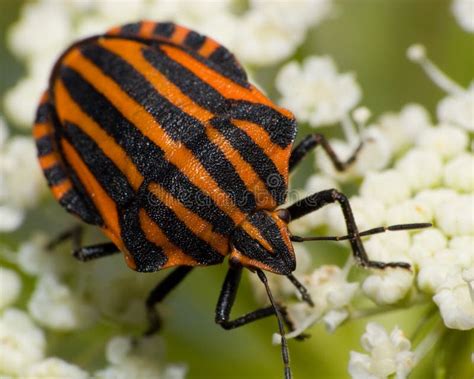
[[4, 0, 333, 128], [260, 43, 472, 378], [0, 236, 186, 377], [0, 117, 45, 231], [276, 55, 362, 128], [349, 323, 415, 379]]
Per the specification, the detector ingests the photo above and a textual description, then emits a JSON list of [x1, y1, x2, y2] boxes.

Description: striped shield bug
[[33, 21, 430, 379]]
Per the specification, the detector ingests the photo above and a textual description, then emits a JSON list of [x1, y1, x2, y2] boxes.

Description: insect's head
[[229, 209, 295, 275]]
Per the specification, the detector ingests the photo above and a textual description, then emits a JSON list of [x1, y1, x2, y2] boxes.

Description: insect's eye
[[277, 209, 291, 223]]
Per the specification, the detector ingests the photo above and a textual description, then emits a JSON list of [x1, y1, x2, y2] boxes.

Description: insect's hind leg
[[286, 189, 410, 270], [144, 266, 193, 336], [289, 133, 363, 172]]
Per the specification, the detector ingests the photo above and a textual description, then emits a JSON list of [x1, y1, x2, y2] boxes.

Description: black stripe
[[63, 122, 135, 207], [211, 117, 287, 205], [143, 46, 228, 113], [59, 188, 103, 225], [36, 135, 54, 156], [233, 211, 294, 273], [58, 65, 235, 235], [227, 100, 296, 148], [35, 102, 50, 123], [47, 104, 104, 226], [154, 22, 175, 38], [143, 189, 224, 266], [184, 31, 206, 49], [44, 164, 67, 186], [208, 46, 247, 82], [79, 43, 257, 213], [143, 47, 295, 148], [121, 22, 141, 34], [120, 197, 168, 272]]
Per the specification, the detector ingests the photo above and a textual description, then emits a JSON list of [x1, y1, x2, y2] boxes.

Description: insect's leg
[[47, 225, 120, 261], [46, 225, 83, 250], [286, 189, 411, 270], [289, 133, 363, 172], [215, 266, 294, 330], [73, 242, 120, 262], [144, 266, 193, 336], [216, 266, 293, 379]]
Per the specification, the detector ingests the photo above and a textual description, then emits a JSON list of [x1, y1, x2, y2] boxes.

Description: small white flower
[[434, 194, 474, 236], [7, 1, 71, 59], [395, 148, 443, 192], [326, 196, 386, 236], [377, 104, 431, 154], [28, 274, 98, 331], [433, 274, 474, 330], [363, 269, 414, 305], [276, 56, 362, 127], [360, 170, 411, 206], [0, 205, 24, 232], [443, 153, 474, 193], [25, 357, 89, 379], [0, 308, 46, 375], [95, 334, 187, 379], [385, 199, 433, 225], [437, 87, 474, 131], [452, 0, 474, 32], [286, 265, 358, 335], [0, 136, 45, 212], [416, 124, 468, 160], [0, 267, 22, 310], [408, 228, 448, 265], [348, 323, 415, 379]]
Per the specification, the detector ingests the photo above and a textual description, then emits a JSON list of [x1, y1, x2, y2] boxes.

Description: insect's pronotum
[[33, 21, 430, 379]]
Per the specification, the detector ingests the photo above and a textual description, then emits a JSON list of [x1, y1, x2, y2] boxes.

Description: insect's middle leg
[[287, 189, 410, 270], [215, 265, 293, 330], [145, 266, 193, 336], [289, 133, 363, 172]]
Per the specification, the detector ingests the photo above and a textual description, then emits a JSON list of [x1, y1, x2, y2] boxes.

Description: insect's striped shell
[[33, 21, 297, 272]]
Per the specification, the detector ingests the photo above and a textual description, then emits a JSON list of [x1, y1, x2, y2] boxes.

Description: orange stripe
[[139, 208, 198, 268], [33, 123, 52, 140], [50, 179, 72, 200], [101, 38, 275, 209], [139, 21, 156, 38], [39, 152, 61, 170], [54, 79, 144, 191], [62, 44, 246, 226], [170, 25, 189, 45], [239, 218, 274, 253], [161, 44, 294, 118], [198, 38, 219, 57], [60, 138, 126, 255], [148, 182, 229, 255], [232, 119, 291, 181], [229, 248, 275, 273]]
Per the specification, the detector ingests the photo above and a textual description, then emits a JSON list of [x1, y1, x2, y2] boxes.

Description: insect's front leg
[[289, 133, 363, 172], [287, 189, 410, 270]]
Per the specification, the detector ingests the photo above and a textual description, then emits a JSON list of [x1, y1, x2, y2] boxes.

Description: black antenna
[[257, 269, 292, 379], [291, 223, 432, 242]]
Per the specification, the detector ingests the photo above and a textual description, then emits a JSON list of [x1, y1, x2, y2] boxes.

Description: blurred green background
[[1, 1, 473, 378]]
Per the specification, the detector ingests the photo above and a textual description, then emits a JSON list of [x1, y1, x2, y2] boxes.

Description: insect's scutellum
[[34, 21, 429, 379]]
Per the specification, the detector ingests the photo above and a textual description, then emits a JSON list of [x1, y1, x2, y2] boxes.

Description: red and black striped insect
[[33, 21, 429, 378]]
